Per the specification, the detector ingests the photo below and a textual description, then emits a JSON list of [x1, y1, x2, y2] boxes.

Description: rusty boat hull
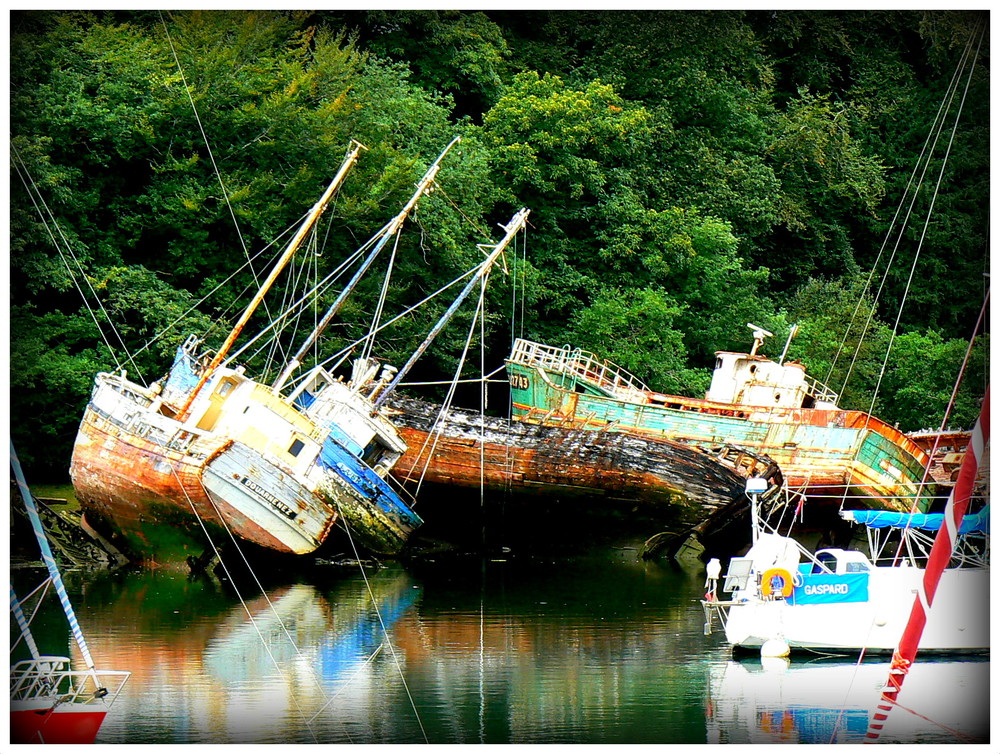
[[69, 365, 420, 563], [70, 399, 338, 562]]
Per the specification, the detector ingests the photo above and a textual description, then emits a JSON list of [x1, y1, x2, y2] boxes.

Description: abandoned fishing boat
[[700, 394, 989, 655], [70, 138, 529, 561], [506, 327, 931, 513], [11, 443, 131, 744], [386, 394, 767, 551]]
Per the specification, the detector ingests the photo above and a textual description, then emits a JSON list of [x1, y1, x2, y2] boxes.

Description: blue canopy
[[841, 506, 990, 534]]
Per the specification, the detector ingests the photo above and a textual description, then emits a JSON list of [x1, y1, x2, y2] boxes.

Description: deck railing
[[10, 656, 130, 706], [803, 374, 839, 405], [509, 339, 649, 395]]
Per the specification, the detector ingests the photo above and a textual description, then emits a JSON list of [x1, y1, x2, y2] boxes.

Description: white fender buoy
[[760, 655, 790, 673], [760, 638, 790, 658]]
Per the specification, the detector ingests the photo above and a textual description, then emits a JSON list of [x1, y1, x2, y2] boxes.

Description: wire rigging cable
[[11, 147, 142, 381], [860, 23, 984, 421], [824, 27, 978, 390], [158, 12, 270, 318], [830, 22, 982, 400]]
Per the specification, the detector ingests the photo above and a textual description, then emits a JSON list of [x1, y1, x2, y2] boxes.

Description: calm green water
[[11, 547, 989, 744]]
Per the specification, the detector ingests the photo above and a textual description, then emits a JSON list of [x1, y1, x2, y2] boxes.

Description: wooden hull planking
[[387, 396, 748, 530], [70, 405, 335, 561]]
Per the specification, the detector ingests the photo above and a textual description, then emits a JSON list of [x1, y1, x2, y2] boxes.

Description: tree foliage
[[10, 10, 989, 475]]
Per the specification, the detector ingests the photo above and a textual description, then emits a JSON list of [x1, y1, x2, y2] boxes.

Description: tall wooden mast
[[176, 140, 365, 420], [271, 136, 462, 393]]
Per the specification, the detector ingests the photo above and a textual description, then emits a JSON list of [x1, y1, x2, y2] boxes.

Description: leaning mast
[[271, 136, 462, 393], [176, 140, 366, 419]]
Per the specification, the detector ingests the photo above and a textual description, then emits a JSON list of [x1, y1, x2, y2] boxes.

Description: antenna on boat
[[272, 136, 463, 394], [747, 323, 774, 356], [370, 207, 531, 412], [745, 476, 769, 544], [175, 140, 366, 420], [778, 324, 799, 365]]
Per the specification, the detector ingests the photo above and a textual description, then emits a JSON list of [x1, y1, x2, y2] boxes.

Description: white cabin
[[705, 352, 839, 410]]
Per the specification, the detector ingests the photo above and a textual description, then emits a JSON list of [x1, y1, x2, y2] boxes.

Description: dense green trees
[[10, 10, 988, 475]]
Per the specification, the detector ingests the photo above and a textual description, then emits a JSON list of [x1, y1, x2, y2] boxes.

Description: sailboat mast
[[271, 136, 462, 393], [864, 386, 990, 742], [10, 442, 96, 670], [177, 140, 366, 419], [372, 207, 530, 411]]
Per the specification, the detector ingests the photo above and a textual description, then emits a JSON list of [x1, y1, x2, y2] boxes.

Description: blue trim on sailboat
[[317, 434, 422, 528], [842, 506, 989, 534]]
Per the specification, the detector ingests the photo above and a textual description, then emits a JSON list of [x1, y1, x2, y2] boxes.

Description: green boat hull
[[506, 361, 931, 512]]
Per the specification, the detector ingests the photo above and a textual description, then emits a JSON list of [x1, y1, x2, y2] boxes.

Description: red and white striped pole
[[864, 386, 990, 742]]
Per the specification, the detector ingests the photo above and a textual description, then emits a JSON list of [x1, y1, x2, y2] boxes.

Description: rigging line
[[837, 28, 976, 399], [223, 233, 384, 367], [132, 223, 297, 361], [518, 227, 527, 341], [837, 32, 975, 399], [262, 231, 317, 378], [266, 265, 483, 392], [825, 28, 976, 387], [862, 24, 983, 424], [881, 697, 981, 744], [186, 476, 349, 720], [8, 581, 53, 658], [406, 273, 491, 496], [10, 149, 139, 378], [905, 289, 989, 510], [333, 499, 430, 744], [887, 288, 989, 566], [362, 229, 403, 363], [478, 273, 488, 597], [307, 643, 385, 726], [829, 82, 976, 514], [436, 184, 495, 242], [168, 466, 322, 742], [158, 12, 268, 308], [503, 231, 525, 500]]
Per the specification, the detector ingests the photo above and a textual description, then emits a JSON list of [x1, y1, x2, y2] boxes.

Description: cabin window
[[749, 365, 757, 375], [715, 357, 722, 370], [217, 380, 235, 397], [845, 561, 870, 573], [774, 393, 781, 403], [288, 438, 305, 457], [813, 552, 837, 573], [362, 438, 389, 467]]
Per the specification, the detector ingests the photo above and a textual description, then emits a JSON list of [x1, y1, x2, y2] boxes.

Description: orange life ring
[[761, 568, 794, 598]]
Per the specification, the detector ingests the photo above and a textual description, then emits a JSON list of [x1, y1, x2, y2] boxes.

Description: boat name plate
[[239, 476, 298, 520]]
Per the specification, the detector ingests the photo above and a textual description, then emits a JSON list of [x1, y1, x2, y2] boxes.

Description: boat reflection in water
[[31, 553, 987, 744], [706, 656, 989, 744]]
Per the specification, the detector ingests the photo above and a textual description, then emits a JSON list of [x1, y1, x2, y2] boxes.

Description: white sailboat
[[700, 399, 989, 655]]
